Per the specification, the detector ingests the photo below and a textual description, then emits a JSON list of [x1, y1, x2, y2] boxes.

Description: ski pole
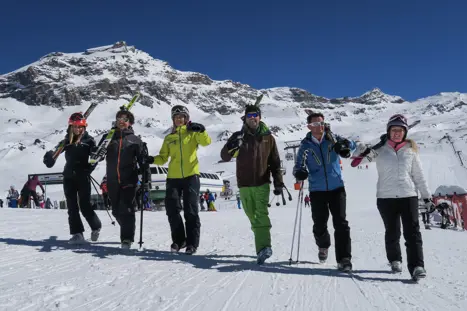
[[289, 180, 304, 265], [283, 185, 293, 201], [138, 142, 149, 250], [89, 176, 115, 226], [295, 184, 304, 263], [267, 195, 276, 207], [280, 189, 286, 206]]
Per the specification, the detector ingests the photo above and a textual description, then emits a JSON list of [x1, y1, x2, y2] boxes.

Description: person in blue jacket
[[293, 111, 356, 272]]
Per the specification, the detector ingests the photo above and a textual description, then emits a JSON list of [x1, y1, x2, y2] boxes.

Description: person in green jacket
[[220, 101, 284, 264], [147, 105, 211, 254]]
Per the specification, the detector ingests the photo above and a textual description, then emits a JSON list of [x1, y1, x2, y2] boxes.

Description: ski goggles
[[172, 107, 187, 114], [246, 112, 259, 118], [308, 121, 325, 127], [388, 114, 407, 124], [116, 117, 130, 122]]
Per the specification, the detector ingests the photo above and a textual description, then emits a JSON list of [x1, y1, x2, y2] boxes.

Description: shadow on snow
[[0, 236, 414, 283]]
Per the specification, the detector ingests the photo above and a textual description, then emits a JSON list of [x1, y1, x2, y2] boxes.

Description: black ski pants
[[377, 197, 424, 275], [165, 175, 201, 248], [108, 182, 137, 242], [309, 187, 351, 262], [63, 174, 102, 235], [421, 212, 430, 225], [20, 189, 39, 208]]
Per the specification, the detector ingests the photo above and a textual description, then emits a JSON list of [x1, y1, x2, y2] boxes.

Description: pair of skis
[[350, 120, 421, 167], [89, 93, 140, 167], [49, 93, 141, 165]]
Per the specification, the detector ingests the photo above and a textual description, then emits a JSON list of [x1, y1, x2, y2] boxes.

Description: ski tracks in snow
[[1, 207, 467, 311]]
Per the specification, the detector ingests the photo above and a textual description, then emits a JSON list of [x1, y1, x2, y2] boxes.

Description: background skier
[[7, 185, 19, 208], [19, 175, 45, 208]]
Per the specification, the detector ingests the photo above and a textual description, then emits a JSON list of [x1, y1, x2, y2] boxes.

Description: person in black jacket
[[102, 108, 148, 249], [43, 112, 102, 244]]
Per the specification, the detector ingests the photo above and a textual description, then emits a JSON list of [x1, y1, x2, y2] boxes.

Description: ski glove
[[333, 139, 351, 158], [187, 122, 205, 133], [43, 151, 55, 168], [293, 168, 308, 181], [423, 198, 436, 213], [146, 155, 155, 164], [226, 133, 243, 154], [273, 182, 284, 195]]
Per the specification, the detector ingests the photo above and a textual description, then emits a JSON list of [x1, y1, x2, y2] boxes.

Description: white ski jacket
[[373, 141, 431, 199]]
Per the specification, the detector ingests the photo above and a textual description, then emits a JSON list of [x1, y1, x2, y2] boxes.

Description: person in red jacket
[[304, 194, 311, 207], [19, 175, 45, 208], [100, 175, 110, 209]]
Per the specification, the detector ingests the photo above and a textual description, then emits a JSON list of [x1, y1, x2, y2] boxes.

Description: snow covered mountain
[[0, 41, 467, 197], [1, 42, 467, 311]]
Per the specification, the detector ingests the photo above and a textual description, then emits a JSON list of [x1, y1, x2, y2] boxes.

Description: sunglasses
[[246, 112, 259, 118], [116, 117, 130, 122], [308, 121, 325, 127]]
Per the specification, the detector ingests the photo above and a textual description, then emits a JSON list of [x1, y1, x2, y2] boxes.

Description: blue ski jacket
[[293, 131, 356, 192]]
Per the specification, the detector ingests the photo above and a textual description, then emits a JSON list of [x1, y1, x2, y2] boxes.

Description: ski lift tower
[[284, 140, 302, 163]]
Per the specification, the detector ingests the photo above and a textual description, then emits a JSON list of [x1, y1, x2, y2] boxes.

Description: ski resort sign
[[28, 173, 64, 185]]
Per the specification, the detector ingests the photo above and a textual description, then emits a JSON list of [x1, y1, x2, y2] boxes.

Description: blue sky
[[0, 0, 466, 101]]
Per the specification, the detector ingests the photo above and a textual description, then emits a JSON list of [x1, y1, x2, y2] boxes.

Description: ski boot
[[318, 248, 328, 263], [170, 241, 186, 253], [390, 261, 402, 273], [121, 240, 132, 250], [411, 266, 426, 281], [91, 228, 100, 242], [337, 258, 352, 272], [257, 247, 273, 265], [185, 245, 197, 255], [68, 233, 87, 245]]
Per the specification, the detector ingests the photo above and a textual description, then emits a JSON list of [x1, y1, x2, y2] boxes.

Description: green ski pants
[[239, 183, 271, 254]]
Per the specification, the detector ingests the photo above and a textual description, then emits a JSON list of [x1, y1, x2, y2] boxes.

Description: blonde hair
[[406, 139, 418, 153], [68, 126, 83, 144]]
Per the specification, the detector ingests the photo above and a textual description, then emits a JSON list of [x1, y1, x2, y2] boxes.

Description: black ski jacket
[[62, 132, 96, 178], [104, 127, 148, 187]]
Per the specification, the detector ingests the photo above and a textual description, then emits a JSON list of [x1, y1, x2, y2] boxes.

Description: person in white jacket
[[357, 114, 435, 281]]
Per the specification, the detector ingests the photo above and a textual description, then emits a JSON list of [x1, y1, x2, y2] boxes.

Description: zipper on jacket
[[117, 136, 123, 184], [318, 144, 329, 191], [179, 129, 185, 178]]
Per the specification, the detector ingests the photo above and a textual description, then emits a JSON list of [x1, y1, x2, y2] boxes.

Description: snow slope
[[1, 161, 467, 311]]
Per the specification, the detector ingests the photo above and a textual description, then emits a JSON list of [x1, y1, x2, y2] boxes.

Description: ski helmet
[[171, 105, 190, 120], [68, 112, 87, 127], [386, 114, 408, 140]]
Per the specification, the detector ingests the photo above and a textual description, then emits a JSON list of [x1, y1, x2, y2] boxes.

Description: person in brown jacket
[[220, 100, 283, 265]]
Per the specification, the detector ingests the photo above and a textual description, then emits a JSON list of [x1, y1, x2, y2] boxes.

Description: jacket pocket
[[311, 150, 321, 165]]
